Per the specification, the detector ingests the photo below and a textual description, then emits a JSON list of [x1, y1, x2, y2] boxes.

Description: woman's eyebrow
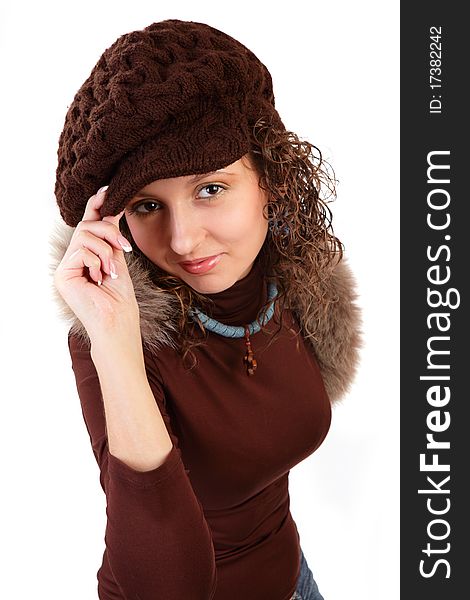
[[134, 170, 236, 198], [188, 170, 235, 183]]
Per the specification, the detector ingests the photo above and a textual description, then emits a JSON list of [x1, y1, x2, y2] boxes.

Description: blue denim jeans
[[291, 548, 324, 600]]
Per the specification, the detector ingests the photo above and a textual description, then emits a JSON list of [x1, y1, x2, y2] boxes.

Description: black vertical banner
[[401, 4, 468, 599]]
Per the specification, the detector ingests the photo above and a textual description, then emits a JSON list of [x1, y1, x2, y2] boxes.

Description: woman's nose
[[167, 208, 204, 257]]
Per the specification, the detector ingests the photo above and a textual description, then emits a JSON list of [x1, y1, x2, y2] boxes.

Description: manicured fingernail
[[110, 259, 118, 279], [97, 278, 102, 286], [97, 185, 109, 195], [117, 235, 133, 252]]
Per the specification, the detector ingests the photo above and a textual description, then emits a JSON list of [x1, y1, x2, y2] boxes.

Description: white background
[[0, 1, 399, 598]]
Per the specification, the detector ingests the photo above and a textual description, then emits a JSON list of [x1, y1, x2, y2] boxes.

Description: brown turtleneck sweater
[[68, 258, 331, 600]]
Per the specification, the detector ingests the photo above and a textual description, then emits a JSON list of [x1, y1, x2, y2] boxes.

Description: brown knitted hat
[[54, 19, 285, 227]]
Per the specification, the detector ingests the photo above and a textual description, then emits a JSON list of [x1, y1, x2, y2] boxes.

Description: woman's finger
[[102, 209, 130, 261], [71, 220, 133, 255], [81, 185, 109, 223], [69, 230, 118, 277], [78, 187, 132, 253], [64, 246, 104, 285], [102, 207, 126, 229]]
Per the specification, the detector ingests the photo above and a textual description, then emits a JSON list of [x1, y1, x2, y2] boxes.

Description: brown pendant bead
[[243, 325, 257, 375]]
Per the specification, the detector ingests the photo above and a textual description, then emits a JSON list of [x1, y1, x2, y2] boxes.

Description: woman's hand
[[54, 187, 140, 343]]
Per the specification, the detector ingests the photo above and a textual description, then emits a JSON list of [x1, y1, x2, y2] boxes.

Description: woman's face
[[124, 155, 269, 294]]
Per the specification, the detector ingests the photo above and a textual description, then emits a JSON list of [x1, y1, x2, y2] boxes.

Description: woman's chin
[[184, 277, 234, 295]]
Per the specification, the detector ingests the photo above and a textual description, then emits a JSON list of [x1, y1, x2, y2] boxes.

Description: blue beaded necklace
[[188, 281, 279, 376]]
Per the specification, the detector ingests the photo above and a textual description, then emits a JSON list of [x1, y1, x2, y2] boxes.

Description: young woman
[[51, 19, 361, 600]]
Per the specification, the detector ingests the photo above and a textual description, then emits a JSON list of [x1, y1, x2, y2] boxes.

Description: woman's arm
[[89, 331, 173, 472], [69, 333, 217, 600]]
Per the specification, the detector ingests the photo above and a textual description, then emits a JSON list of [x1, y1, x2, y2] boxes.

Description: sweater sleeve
[[68, 332, 217, 600]]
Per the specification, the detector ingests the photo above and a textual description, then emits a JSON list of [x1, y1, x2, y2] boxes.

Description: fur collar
[[49, 221, 362, 404]]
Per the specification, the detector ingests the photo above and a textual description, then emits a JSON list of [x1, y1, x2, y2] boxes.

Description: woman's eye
[[132, 201, 160, 215], [129, 186, 224, 217], [198, 184, 224, 198]]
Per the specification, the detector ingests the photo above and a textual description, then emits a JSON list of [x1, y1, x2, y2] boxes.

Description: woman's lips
[[179, 254, 223, 274]]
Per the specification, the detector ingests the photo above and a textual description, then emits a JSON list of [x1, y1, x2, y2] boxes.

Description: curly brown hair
[[119, 115, 344, 368]]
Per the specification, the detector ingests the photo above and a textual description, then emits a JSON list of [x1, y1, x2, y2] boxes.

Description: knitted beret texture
[[54, 19, 285, 227]]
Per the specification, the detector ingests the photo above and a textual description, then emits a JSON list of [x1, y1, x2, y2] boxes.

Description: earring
[[269, 217, 290, 236]]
